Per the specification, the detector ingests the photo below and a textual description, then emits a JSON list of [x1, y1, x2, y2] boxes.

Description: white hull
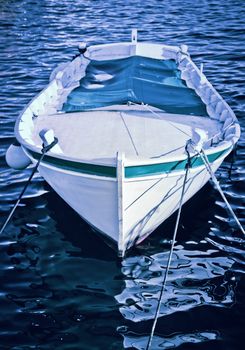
[[35, 152, 226, 255], [38, 164, 119, 241]]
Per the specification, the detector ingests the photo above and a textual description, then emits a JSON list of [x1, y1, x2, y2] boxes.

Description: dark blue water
[[0, 1, 244, 349]]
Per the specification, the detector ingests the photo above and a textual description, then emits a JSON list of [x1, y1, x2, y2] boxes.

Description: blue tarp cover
[[62, 56, 207, 116]]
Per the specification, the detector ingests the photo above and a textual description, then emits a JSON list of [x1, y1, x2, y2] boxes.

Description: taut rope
[[146, 142, 192, 350], [199, 148, 244, 235], [0, 138, 58, 235]]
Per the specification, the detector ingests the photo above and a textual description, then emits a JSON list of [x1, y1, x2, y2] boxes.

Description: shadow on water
[[1, 172, 244, 349], [0, 190, 127, 349], [0, 0, 244, 348]]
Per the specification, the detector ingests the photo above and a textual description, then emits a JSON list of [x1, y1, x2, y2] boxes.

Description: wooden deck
[[32, 105, 222, 161]]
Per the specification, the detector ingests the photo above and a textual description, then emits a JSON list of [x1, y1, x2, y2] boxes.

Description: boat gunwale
[[15, 108, 235, 169], [22, 142, 233, 179], [19, 127, 233, 165]]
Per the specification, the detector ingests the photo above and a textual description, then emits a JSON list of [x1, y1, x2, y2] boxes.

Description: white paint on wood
[[32, 106, 222, 162], [117, 152, 125, 256]]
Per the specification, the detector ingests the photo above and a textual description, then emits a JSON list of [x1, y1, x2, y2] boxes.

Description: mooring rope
[[199, 148, 245, 235], [128, 101, 192, 138], [143, 103, 192, 138], [0, 138, 58, 236], [228, 144, 237, 180], [145, 144, 192, 350], [128, 100, 238, 148], [119, 112, 139, 155]]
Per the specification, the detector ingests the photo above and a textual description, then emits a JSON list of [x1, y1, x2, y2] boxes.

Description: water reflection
[[116, 248, 235, 323], [0, 193, 124, 349], [121, 330, 218, 349], [1, 0, 244, 348]]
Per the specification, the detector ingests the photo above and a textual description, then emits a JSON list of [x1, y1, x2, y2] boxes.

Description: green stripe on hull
[[27, 150, 117, 178], [125, 150, 228, 178], [26, 147, 230, 179]]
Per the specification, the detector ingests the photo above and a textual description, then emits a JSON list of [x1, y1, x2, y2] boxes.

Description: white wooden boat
[[7, 31, 240, 255]]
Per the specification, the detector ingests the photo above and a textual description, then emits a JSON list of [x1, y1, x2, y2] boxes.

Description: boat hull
[[34, 151, 227, 254], [38, 164, 119, 242], [12, 38, 241, 255]]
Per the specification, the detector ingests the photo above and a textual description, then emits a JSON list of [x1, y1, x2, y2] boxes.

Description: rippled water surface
[[0, 0, 244, 349]]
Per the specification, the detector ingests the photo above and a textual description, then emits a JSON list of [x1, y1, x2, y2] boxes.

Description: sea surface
[[0, 0, 244, 349]]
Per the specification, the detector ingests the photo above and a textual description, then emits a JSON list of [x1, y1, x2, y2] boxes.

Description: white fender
[[6, 142, 32, 170]]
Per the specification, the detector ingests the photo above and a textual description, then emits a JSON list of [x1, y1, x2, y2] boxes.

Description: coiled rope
[[146, 142, 192, 350], [0, 138, 58, 235]]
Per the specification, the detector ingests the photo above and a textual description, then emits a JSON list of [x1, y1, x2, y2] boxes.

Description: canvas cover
[[62, 56, 207, 116]]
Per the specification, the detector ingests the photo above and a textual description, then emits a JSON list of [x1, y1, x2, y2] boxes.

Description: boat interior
[[32, 104, 223, 162]]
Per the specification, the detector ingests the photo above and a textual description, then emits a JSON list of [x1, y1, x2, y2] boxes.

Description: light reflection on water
[[116, 249, 235, 322], [0, 0, 244, 349], [121, 330, 218, 349]]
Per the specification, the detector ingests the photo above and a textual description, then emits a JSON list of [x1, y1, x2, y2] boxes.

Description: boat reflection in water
[[116, 245, 236, 348], [120, 330, 218, 349]]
